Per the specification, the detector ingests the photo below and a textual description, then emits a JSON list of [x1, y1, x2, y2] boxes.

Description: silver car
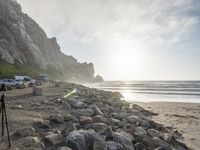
[[0, 79, 20, 86]]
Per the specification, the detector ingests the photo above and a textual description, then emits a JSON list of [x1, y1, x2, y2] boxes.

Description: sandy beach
[[135, 102, 200, 150]]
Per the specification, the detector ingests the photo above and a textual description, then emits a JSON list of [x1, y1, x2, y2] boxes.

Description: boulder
[[62, 121, 77, 136], [50, 114, 64, 124], [152, 137, 171, 149], [14, 126, 36, 137], [141, 136, 160, 149], [64, 114, 78, 123], [117, 121, 127, 128], [63, 101, 71, 110], [72, 109, 94, 118], [58, 146, 72, 150], [45, 133, 64, 145], [55, 82, 62, 87], [6, 85, 13, 90], [147, 129, 163, 138], [98, 126, 113, 139], [93, 140, 105, 150], [127, 115, 140, 124], [92, 115, 108, 123], [104, 141, 124, 150], [112, 112, 130, 120], [18, 136, 45, 149], [16, 83, 27, 89], [134, 127, 147, 136], [79, 116, 93, 125], [85, 123, 108, 132], [110, 118, 120, 125], [154, 146, 172, 150], [34, 120, 50, 129], [166, 133, 188, 150], [68, 98, 86, 108], [32, 86, 43, 96], [140, 120, 151, 128], [65, 130, 105, 150], [141, 136, 171, 149], [93, 105, 104, 116], [113, 132, 134, 150], [134, 142, 147, 150]]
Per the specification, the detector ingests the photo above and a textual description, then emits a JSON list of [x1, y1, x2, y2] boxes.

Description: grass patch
[[0, 60, 41, 79], [0, 60, 65, 80]]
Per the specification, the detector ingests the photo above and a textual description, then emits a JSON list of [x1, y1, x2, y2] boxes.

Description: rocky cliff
[[0, 0, 102, 82]]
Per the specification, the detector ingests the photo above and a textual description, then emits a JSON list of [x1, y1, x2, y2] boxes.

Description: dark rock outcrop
[[0, 0, 103, 82]]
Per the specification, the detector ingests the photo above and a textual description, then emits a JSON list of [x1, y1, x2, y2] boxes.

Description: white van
[[14, 76, 35, 85]]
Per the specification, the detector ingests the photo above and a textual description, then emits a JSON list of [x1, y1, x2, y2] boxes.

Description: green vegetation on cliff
[[0, 60, 40, 79], [0, 60, 66, 80]]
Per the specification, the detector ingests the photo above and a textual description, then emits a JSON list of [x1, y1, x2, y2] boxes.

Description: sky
[[17, 0, 200, 80]]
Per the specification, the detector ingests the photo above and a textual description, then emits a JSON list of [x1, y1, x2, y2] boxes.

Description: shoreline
[[134, 101, 200, 150], [129, 101, 200, 104]]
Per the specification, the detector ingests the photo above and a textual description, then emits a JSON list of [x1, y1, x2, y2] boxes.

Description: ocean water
[[87, 81, 200, 103]]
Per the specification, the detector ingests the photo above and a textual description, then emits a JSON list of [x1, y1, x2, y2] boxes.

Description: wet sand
[[135, 102, 200, 150]]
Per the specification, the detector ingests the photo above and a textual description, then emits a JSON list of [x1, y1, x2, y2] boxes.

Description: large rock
[[147, 129, 163, 138], [65, 130, 105, 150], [13, 126, 36, 137], [58, 147, 72, 150], [72, 109, 94, 118], [98, 126, 113, 139], [18, 136, 45, 149], [79, 116, 93, 125], [64, 114, 79, 123], [127, 115, 140, 124], [134, 142, 147, 150], [104, 141, 124, 150], [67, 98, 86, 108], [113, 132, 134, 150], [50, 114, 64, 124], [166, 133, 188, 150], [112, 112, 130, 120], [93, 105, 104, 116], [152, 137, 171, 148], [141, 136, 172, 149], [62, 121, 77, 136], [85, 123, 108, 132], [92, 115, 108, 124], [45, 133, 64, 145], [134, 127, 147, 137], [109, 118, 121, 125], [34, 120, 50, 129], [32, 86, 43, 96]]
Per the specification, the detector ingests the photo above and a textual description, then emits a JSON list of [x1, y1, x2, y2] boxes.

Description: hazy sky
[[17, 0, 200, 80]]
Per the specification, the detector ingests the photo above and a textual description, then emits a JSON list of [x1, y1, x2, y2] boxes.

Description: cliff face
[[0, 0, 102, 82]]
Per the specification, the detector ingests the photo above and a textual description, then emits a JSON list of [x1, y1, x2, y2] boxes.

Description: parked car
[[15, 79, 24, 85], [14, 76, 35, 86], [0, 79, 21, 87]]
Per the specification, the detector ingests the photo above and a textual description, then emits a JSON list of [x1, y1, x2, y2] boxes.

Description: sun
[[109, 45, 146, 80]]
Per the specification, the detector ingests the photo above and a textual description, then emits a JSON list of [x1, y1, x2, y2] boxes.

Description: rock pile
[[10, 83, 189, 150]]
